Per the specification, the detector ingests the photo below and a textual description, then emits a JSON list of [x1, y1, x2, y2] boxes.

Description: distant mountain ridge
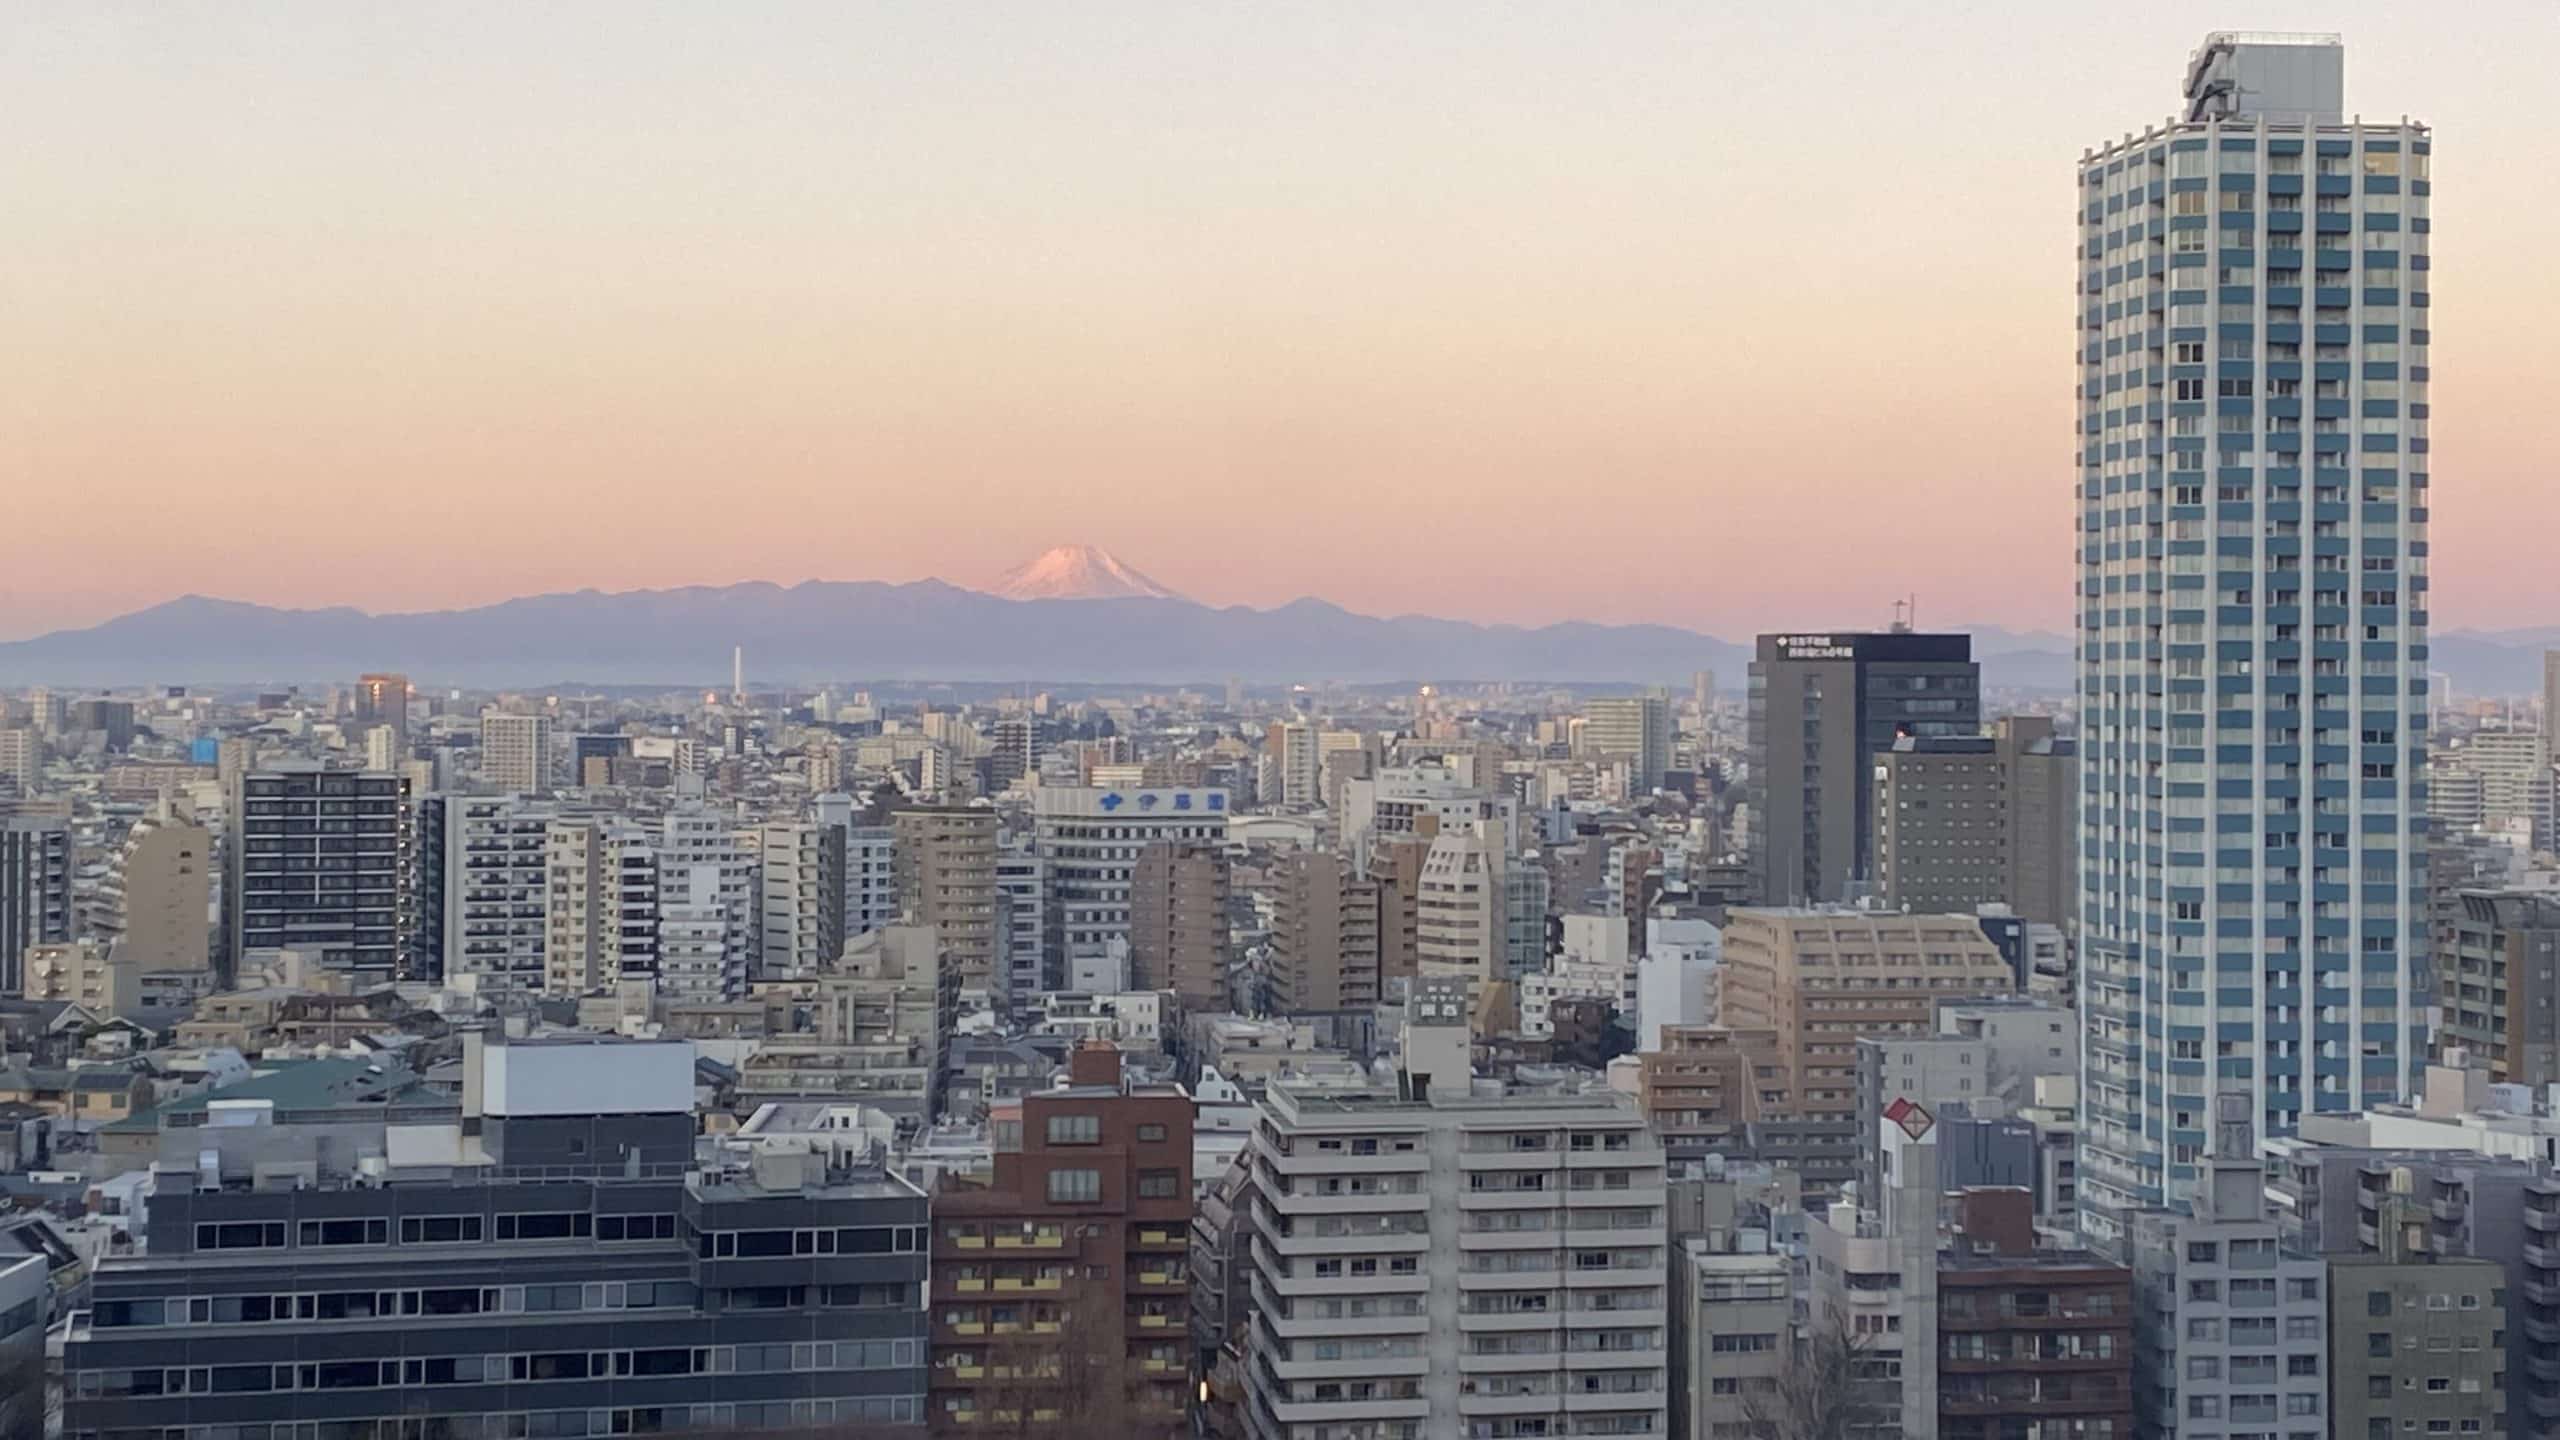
[[27, 575, 2549, 693], [9, 580, 2536, 694], [0, 582, 1766, 687]]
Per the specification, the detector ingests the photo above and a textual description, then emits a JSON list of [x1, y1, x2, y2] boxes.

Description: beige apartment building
[[23, 940, 136, 1015], [479, 711, 554, 794], [1129, 839, 1230, 1010], [1711, 908, 2015, 1196], [1637, 1024, 1782, 1169], [892, 807, 1000, 993], [90, 813, 211, 972], [1266, 850, 1380, 1012]]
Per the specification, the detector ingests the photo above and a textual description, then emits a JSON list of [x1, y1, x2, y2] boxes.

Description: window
[[596, 1214, 676, 1242], [2367, 1289, 2392, 1317], [299, 1219, 389, 1248], [1136, 1170, 1180, 1199], [1045, 1115, 1101, 1146], [400, 1215, 487, 1245], [196, 1223, 287, 1251], [1046, 1169, 1102, 1204], [497, 1212, 592, 1242], [1135, 1123, 1168, 1143]]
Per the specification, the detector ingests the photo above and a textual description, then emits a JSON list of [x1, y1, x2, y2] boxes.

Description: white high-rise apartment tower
[[2077, 33, 2430, 1245]]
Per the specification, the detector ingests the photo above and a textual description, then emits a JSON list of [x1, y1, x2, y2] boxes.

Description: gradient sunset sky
[[8, 3, 2557, 641]]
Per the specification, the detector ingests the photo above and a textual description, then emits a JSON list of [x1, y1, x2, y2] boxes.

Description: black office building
[[225, 764, 410, 984], [0, 818, 71, 995], [1746, 630, 1980, 905], [63, 1035, 930, 1440]]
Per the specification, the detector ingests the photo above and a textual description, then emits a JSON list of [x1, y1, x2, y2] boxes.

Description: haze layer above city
[[8, 2, 2559, 642]]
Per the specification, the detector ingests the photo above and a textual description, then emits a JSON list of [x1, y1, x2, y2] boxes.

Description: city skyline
[[10, 3, 2558, 640]]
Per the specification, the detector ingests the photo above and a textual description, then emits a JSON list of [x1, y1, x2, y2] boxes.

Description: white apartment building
[[1243, 1077, 1670, 1440], [1416, 823, 1544, 990], [1340, 764, 1520, 864], [757, 820, 843, 981], [994, 838, 1047, 1014], [811, 796, 900, 939], [660, 804, 759, 983], [0, 729, 39, 792], [439, 794, 552, 995], [1030, 785, 1227, 993], [1267, 723, 1320, 809], [848, 824, 897, 935], [657, 861, 738, 1002], [544, 816, 657, 995]]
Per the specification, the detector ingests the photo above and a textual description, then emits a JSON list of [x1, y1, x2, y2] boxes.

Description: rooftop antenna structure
[[1889, 595, 1918, 634]]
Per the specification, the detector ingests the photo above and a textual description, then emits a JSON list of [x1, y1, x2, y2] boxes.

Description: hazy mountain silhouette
[[0, 582, 2113, 691]]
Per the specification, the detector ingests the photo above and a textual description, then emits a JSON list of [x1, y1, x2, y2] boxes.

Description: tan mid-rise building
[[1266, 850, 1380, 1012], [1637, 1024, 1782, 1170], [1129, 840, 1229, 1010], [1711, 908, 2015, 1197], [893, 807, 1000, 994], [92, 813, 211, 972], [23, 940, 136, 1015], [479, 710, 554, 794]]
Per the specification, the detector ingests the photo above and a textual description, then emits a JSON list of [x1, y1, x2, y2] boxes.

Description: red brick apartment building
[[930, 1043, 1194, 1439]]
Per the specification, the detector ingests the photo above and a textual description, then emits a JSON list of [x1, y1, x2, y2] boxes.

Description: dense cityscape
[[2, 24, 2542, 1440]]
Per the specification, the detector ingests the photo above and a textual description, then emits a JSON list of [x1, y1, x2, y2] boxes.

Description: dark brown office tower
[[1267, 850, 1380, 1011], [1871, 715, 2077, 925], [1746, 631, 1980, 905], [0, 817, 71, 995], [893, 806, 1000, 993], [1936, 1188, 2134, 1440], [929, 1044, 1193, 1439], [1130, 840, 1230, 1010], [1365, 833, 1429, 992]]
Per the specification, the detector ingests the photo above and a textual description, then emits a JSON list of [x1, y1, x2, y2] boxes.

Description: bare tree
[[0, 1332, 44, 1440], [1742, 1321, 1888, 1440], [959, 1281, 1167, 1440]]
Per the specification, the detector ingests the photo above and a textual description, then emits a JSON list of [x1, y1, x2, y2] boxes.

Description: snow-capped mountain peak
[[988, 545, 1186, 602]]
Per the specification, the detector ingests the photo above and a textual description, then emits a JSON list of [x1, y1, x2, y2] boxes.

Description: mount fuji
[[987, 545, 1186, 602]]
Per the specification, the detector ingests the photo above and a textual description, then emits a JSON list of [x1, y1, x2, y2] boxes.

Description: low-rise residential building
[[2127, 1099, 2329, 1440], [1935, 1189, 2133, 1440], [2327, 1191, 2507, 1440], [63, 1034, 932, 1440], [1241, 1039, 1669, 1440]]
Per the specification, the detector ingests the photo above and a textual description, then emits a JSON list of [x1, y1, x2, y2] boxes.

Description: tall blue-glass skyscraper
[[2076, 33, 2431, 1247]]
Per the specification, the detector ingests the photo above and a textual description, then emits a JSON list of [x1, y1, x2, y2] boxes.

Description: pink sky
[[8, 3, 2559, 641]]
